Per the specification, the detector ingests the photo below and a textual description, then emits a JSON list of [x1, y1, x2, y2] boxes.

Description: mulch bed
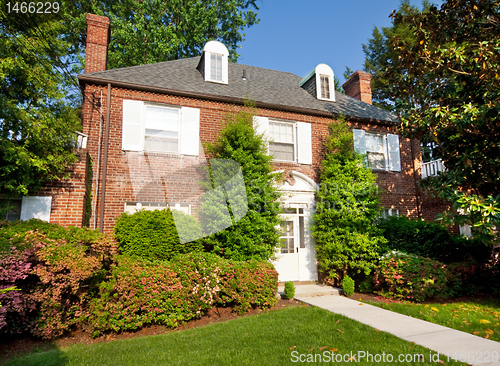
[[0, 298, 302, 363]]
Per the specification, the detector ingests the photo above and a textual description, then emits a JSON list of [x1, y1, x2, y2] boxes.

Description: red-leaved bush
[[0, 246, 37, 334], [83, 253, 278, 337]]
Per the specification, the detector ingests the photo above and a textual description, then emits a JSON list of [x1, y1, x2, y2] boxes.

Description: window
[[210, 53, 223, 82], [279, 208, 305, 254], [125, 202, 191, 215], [1, 199, 21, 222], [366, 133, 387, 169], [269, 121, 295, 162], [122, 100, 200, 156], [380, 207, 399, 219], [353, 129, 401, 172], [144, 105, 180, 153], [320, 74, 330, 99]]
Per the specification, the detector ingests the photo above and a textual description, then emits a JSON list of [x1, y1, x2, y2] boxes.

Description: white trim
[[202, 41, 229, 84]]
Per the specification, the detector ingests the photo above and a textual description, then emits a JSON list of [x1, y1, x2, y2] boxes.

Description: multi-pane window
[[144, 105, 179, 153], [1, 199, 21, 221], [125, 202, 191, 215], [279, 208, 305, 254], [269, 121, 295, 162], [320, 74, 330, 99], [210, 53, 223, 82], [365, 133, 386, 169]]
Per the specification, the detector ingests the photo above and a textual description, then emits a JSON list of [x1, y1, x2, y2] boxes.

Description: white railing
[[74, 131, 88, 149], [421, 158, 445, 179]]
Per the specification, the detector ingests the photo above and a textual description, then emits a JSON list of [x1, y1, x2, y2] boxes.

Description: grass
[[2, 306, 465, 366], [366, 298, 500, 342]]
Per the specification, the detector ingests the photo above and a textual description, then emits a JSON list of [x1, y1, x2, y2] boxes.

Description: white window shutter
[[253, 116, 269, 151], [353, 129, 366, 155], [297, 122, 313, 165], [180, 107, 200, 156], [122, 100, 144, 151], [20, 196, 52, 222], [387, 133, 401, 171]]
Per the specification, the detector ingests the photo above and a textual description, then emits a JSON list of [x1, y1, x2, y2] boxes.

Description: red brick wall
[[37, 151, 90, 228], [81, 84, 422, 233]]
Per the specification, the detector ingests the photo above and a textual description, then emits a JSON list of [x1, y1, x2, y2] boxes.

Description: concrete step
[[278, 283, 342, 298]]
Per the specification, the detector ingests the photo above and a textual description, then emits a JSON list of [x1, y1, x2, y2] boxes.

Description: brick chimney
[[342, 71, 372, 105], [84, 14, 110, 73]]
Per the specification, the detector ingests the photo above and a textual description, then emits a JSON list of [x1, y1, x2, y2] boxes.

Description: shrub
[[313, 119, 386, 284], [373, 252, 459, 302], [0, 246, 37, 334], [200, 103, 283, 261], [114, 209, 203, 261], [341, 276, 355, 297], [83, 253, 279, 337], [0, 222, 113, 339], [283, 281, 295, 300], [378, 215, 489, 263]]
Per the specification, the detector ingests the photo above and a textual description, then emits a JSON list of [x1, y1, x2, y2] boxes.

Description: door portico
[[273, 171, 318, 282]]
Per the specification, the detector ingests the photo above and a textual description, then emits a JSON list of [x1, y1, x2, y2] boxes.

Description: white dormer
[[299, 63, 335, 102], [198, 40, 229, 84]]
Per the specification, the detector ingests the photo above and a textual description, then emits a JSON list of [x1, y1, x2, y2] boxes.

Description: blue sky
[[238, 0, 437, 84]]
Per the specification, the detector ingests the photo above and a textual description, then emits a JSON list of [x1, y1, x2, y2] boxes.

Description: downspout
[[410, 139, 422, 218], [93, 88, 103, 230], [99, 83, 112, 232]]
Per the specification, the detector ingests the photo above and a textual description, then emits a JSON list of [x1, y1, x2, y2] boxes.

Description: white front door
[[273, 205, 317, 282]]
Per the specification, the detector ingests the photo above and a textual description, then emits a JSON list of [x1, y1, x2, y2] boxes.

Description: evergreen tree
[[199, 105, 282, 261], [312, 118, 386, 284]]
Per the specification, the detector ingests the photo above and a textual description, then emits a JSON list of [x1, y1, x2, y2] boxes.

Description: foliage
[[83, 253, 278, 337], [283, 281, 295, 300], [0, 247, 37, 334], [0, 0, 259, 195], [312, 118, 386, 284], [362, 0, 432, 110], [378, 215, 490, 263], [341, 276, 355, 297], [0, 7, 81, 195], [383, 0, 500, 236], [200, 104, 283, 261], [0, 221, 113, 338], [369, 299, 500, 342], [29, 232, 114, 339], [373, 252, 459, 302], [114, 209, 203, 261], [0, 219, 106, 253]]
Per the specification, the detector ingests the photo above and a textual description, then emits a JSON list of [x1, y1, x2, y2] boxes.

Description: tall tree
[[385, 0, 500, 243], [362, 0, 432, 110], [0, 1, 259, 196], [199, 105, 283, 261]]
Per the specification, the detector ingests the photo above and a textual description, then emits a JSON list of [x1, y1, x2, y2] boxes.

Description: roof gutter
[[78, 75, 398, 126]]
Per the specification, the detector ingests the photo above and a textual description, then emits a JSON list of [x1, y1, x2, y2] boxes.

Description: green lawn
[[367, 298, 500, 342], [3, 306, 465, 366]]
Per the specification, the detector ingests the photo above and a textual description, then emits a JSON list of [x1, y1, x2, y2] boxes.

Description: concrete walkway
[[291, 285, 500, 366]]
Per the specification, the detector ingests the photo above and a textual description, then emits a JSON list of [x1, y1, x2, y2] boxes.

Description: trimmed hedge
[[82, 252, 279, 337], [378, 216, 489, 263], [114, 209, 203, 261]]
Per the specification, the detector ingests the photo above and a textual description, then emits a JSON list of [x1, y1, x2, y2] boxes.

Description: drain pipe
[[99, 83, 112, 232]]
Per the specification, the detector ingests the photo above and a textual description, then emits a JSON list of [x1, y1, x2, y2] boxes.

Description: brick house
[[11, 14, 447, 282]]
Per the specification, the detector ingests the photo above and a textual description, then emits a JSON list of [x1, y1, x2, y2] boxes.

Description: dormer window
[[198, 41, 229, 84], [210, 53, 223, 81], [320, 74, 331, 99], [299, 63, 335, 102]]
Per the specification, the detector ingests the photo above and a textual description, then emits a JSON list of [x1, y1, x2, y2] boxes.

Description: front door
[[274, 207, 311, 281]]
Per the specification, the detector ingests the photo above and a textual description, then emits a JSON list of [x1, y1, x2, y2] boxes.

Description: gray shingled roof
[[79, 56, 398, 123]]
